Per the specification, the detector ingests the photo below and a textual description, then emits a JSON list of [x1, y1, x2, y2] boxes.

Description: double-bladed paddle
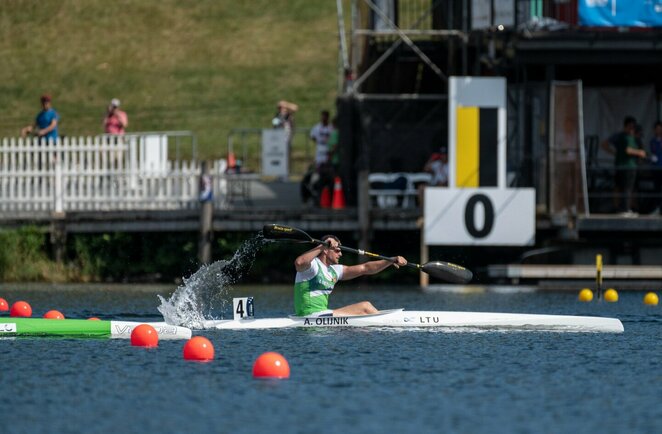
[[262, 224, 473, 284]]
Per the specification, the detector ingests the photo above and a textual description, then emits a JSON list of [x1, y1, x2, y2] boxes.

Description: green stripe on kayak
[[0, 318, 111, 337]]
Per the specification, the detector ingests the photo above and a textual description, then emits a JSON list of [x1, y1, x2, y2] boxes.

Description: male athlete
[[294, 235, 407, 317]]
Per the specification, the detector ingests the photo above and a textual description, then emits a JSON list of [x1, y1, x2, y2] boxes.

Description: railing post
[[50, 216, 66, 264], [357, 169, 371, 261], [54, 149, 64, 213], [198, 160, 213, 264], [419, 226, 429, 288], [129, 135, 138, 189], [51, 142, 66, 264]]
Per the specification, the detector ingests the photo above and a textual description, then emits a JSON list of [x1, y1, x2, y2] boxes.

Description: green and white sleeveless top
[[294, 257, 344, 316]]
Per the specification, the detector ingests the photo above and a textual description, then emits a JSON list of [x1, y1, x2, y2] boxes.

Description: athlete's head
[[321, 234, 342, 264]]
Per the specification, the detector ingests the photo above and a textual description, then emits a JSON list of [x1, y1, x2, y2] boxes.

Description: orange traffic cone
[[332, 176, 346, 210], [320, 186, 332, 208]]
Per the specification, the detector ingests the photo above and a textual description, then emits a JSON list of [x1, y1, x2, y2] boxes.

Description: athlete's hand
[[391, 256, 407, 269], [324, 238, 340, 252]]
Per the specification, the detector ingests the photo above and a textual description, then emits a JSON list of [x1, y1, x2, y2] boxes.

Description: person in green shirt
[[601, 116, 647, 214], [293, 235, 407, 317]]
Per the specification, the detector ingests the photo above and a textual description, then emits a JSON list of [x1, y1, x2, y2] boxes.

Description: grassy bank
[[0, 227, 78, 282], [0, 0, 341, 159]]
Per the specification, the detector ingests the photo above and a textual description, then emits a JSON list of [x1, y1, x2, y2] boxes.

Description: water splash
[[157, 235, 264, 327]]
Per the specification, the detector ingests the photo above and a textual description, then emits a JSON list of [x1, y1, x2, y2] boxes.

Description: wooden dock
[[488, 264, 662, 290]]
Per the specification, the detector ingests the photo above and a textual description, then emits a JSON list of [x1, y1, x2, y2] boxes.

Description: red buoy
[[10, 301, 32, 318], [183, 336, 215, 361], [43, 310, 65, 319], [130, 324, 159, 347], [253, 352, 290, 379], [0, 297, 8, 311]]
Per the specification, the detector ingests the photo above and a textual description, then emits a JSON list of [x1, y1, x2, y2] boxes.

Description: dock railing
[[0, 134, 230, 214], [227, 127, 314, 177]]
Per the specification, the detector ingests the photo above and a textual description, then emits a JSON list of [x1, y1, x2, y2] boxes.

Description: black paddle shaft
[[329, 243, 471, 283], [262, 224, 473, 284]]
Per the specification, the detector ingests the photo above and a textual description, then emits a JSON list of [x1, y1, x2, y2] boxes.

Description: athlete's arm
[[341, 256, 407, 281], [294, 244, 325, 272]]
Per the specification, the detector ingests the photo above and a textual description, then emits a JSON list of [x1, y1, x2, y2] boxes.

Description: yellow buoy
[[578, 288, 593, 302], [604, 288, 619, 302], [643, 292, 659, 306]]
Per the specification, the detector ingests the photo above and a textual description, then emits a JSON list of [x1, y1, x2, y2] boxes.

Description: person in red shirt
[[103, 98, 128, 135]]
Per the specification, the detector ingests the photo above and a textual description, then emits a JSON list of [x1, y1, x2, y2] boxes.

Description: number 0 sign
[[424, 188, 535, 246]]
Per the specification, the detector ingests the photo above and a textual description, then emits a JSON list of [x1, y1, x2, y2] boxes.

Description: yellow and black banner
[[455, 107, 498, 187]]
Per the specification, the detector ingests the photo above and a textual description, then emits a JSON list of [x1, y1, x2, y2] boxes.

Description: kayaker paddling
[[294, 235, 407, 317]]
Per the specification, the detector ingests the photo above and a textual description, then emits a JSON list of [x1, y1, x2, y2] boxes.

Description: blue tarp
[[579, 0, 662, 27]]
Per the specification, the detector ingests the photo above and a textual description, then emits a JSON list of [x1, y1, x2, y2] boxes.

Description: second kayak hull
[[0, 317, 192, 340]]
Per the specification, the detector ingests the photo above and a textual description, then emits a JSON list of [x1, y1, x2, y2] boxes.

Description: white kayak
[[202, 308, 624, 333]]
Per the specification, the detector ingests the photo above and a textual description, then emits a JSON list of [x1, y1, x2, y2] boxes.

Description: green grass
[[0, 0, 342, 160]]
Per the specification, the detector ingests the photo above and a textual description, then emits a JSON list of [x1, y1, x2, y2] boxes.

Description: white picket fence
[[0, 136, 228, 213]]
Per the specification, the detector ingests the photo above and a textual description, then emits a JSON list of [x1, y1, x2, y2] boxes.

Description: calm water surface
[[1, 283, 660, 434]]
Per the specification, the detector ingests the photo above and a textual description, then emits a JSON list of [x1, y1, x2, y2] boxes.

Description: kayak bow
[[0, 317, 192, 339]]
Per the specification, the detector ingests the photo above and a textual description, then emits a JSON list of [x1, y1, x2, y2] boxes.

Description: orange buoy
[[88, 317, 101, 321], [183, 336, 215, 361], [0, 297, 8, 311], [130, 324, 159, 347], [253, 352, 290, 379], [10, 301, 32, 317], [43, 310, 65, 319]]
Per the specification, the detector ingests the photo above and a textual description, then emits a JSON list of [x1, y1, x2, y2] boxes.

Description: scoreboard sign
[[424, 188, 535, 246], [430, 76, 536, 246]]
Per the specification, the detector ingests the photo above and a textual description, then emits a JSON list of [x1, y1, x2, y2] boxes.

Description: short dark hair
[[624, 116, 636, 127], [321, 110, 330, 117], [321, 234, 340, 244]]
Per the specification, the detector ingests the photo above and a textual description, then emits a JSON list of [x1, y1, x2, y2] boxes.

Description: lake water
[[1, 283, 660, 434]]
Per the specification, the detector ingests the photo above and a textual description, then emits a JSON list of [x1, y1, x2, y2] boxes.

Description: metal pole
[[198, 160, 213, 264], [336, 0, 350, 93], [420, 224, 429, 288], [462, 0, 468, 74], [357, 169, 371, 260]]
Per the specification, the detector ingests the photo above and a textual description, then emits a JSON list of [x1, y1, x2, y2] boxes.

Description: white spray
[[157, 235, 263, 328]]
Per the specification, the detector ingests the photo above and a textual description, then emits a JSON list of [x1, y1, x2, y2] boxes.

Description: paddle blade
[[422, 261, 473, 284], [262, 224, 314, 243]]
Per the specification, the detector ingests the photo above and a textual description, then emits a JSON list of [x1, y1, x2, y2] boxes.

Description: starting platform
[[488, 264, 662, 290]]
